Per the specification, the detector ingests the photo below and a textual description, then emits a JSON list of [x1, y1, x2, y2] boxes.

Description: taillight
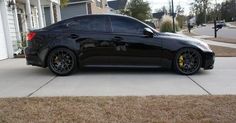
[[27, 32, 36, 41]]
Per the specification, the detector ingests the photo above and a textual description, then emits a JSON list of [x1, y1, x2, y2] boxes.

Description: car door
[[108, 16, 162, 66], [67, 16, 113, 66]]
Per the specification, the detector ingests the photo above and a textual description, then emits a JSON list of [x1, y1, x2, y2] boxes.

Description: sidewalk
[[193, 35, 236, 49], [226, 23, 236, 28]]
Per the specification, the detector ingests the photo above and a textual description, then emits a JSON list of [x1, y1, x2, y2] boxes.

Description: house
[[189, 16, 196, 26], [44, 0, 109, 26], [0, 0, 61, 60], [107, 0, 127, 14]]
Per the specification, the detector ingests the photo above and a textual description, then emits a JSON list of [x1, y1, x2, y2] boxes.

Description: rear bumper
[[202, 51, 215, 70], [25, 47, 44, 67]]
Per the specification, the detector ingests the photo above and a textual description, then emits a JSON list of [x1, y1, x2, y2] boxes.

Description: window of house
[[110, 16, 145, 34], [96, 0, 103, 8]]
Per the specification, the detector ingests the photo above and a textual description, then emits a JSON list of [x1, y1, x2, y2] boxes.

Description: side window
[[45, 20, 70, 31], [68, 16, 107, 32], [111, 16, 145, 34]]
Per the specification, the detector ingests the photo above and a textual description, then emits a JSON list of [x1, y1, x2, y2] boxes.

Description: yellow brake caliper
[[179, 55, 184, 68]]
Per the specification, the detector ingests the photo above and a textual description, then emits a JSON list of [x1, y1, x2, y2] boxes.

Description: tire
[[174, 48, 202, 75], [47, 48, 77, 76]]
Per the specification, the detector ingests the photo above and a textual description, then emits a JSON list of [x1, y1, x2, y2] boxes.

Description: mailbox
[[216, 24, 223, 29]]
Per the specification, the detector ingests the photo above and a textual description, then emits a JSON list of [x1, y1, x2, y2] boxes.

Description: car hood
[[159, 32, 211, 51], [159, 32, 203, 44]]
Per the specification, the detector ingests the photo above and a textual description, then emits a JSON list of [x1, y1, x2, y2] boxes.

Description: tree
[[176, 5, 184, 15], [120, 0, 151, 22], [155, 6, 168, 14], [202, 0, 210, 23], [190, 0, 211, 25], [60, 0, 69, 7], [160, 15, 179, 32], [168, 0, 172, 14], [175, 5, 186, 28], [221, 0, 236, 21]]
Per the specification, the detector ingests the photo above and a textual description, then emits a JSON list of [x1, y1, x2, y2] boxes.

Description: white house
[[189, 16, 196, 26], [0, 0, 61, 60]]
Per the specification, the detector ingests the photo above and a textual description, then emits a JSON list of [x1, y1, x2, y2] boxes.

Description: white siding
[[5, 0, 18, 51], [0, 9, 8, 60]]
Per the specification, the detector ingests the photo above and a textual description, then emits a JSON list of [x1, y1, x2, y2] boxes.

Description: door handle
[[69, 34, 79, 39]]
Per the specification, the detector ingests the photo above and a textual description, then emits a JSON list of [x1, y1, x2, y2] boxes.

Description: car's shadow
[[74, 67, 211, 76], [19, 66, 211, 76], [76, 67, 176, 75]]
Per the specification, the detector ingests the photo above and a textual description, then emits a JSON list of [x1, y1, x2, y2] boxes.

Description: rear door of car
[[66, 15, 113, 66], [107, 16, 162, 66]]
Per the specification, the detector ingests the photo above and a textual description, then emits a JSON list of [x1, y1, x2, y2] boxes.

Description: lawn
[[204, 37, 236, 44], [182, 30, 236, 57], [229, 22, 236, 26], [210, 45, 236, 57], [1, 96, 236, 123]]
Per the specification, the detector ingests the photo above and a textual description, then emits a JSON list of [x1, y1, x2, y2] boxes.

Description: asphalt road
[[193, 24, 236, 39], [0, 58, 236, 97]]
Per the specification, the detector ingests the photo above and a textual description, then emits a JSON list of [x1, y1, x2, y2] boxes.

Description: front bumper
[[202, 51, 215, 70], [25, 47, 44, 67]]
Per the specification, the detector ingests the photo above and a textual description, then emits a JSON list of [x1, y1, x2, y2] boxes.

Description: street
[[193, 24, 236, 39], [0, 58, 236, 97]]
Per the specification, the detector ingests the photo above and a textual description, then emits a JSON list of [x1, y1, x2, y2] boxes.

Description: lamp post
[[214, 0, 218, 38], [172, 0, 175, 33]]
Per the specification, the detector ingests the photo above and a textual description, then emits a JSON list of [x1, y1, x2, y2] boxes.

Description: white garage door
[[0, 11, 8, 60]]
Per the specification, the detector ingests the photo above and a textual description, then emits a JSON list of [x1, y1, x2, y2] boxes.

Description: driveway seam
[[27, 76, 57, 97], [187, 76, 212, 95]]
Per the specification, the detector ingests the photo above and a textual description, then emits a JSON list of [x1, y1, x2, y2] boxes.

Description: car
[[216, 20, 226, 27], [201, 24, 207, 27], [25, 14, 215, 76]]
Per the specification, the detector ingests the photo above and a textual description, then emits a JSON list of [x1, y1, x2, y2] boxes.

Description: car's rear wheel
[[174, 48, 202, 75], [48, 48, 77, 76]]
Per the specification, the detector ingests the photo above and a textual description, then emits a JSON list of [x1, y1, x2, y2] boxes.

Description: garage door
[[0, 11, 8, 60], [44, 3, 87, 26]]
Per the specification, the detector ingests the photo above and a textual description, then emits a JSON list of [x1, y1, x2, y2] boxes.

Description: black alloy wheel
[[174, 48, 202, 75], [48, 48, 77, 76]]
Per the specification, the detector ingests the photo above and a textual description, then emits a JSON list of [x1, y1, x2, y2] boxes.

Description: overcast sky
[[108, 0, 225, 15], [145, 0, 225, 15]]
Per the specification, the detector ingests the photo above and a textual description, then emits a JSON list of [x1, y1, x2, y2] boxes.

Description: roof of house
[[152, 12, 165, 20], [107, 0, 127, 10]]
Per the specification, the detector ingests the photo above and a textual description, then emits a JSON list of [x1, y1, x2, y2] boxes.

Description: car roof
[[70, 14, 131, 20], [44, 14, 159, 33], [44, 14, 135, 29], [69, 14, 147, 26]]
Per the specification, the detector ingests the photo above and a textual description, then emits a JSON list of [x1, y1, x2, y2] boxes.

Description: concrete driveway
[[0, 58, 236, 97]]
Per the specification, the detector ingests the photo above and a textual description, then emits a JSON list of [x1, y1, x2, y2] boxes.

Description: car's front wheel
[[174, 48, 202, 75], [48, 48, 77, 76]]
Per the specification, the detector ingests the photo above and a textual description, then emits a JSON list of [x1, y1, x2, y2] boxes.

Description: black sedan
[[25, 14, 214, 76]]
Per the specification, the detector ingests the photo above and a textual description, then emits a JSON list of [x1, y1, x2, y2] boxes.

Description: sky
[[144, 0, 225, 15], [109, 0, 225, 15], [145, 0, 192, 15]]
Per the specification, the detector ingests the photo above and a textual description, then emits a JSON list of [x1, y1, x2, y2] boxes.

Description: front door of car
[[108, 16, 162, 66], [66, 16, 113, 66]]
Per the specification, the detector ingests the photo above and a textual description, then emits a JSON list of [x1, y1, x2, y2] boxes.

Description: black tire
[[47, 48, 77, 76], [174, 48, 202, 75]]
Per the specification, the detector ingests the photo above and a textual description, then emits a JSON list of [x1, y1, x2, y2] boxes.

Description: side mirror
[[143, 28, 154, 37]]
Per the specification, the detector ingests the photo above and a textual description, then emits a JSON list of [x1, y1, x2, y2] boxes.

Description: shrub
[[160, 15, 179, 32]]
